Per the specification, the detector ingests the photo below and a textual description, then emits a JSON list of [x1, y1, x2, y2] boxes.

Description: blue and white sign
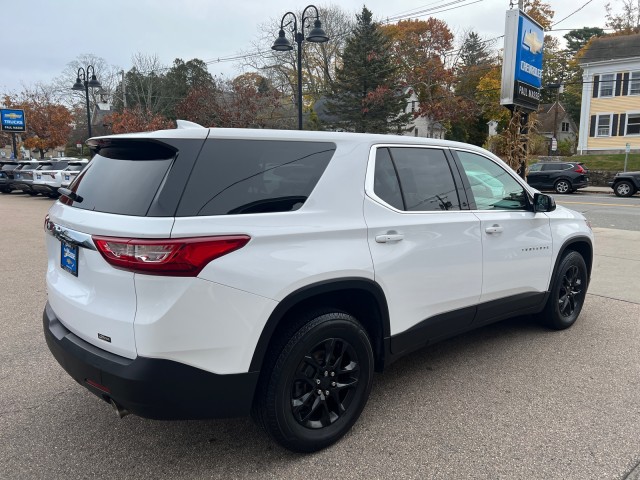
[[500, 9, 544, 110], [0, 109, 26, 132]]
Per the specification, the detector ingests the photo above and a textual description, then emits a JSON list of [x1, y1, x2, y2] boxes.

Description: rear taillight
[[574, 165, 585, 173], [92, 235, 250, 276]]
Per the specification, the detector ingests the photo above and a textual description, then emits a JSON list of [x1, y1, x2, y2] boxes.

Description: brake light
[[574, 165, 585, 173], [92, 235, 250, 276]]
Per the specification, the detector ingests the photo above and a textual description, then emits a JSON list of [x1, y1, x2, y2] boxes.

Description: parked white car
[[60, 160, 89, 188], [43, 127, 594, 452], [32, 158, 80, 197]]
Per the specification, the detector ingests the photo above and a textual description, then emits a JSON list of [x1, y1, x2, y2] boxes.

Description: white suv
[[43, 127, 593, 452], [32, 158, 80, 197]]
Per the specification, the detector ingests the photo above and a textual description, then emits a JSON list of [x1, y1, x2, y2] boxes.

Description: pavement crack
[[594, 253, 640, 262], [587, 293, 640, 306], [0, 387, 73, 418]]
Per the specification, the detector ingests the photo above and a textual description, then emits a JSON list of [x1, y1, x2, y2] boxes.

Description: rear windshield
[[61, 143, 175, 216], [1, 164, 17, 171], [177, 139, 335, 216]]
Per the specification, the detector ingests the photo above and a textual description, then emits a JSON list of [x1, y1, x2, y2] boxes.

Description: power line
[[551, 0, 597, 28]]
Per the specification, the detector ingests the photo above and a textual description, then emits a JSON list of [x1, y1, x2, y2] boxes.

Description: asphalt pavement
[[1, 193, 639, 480]]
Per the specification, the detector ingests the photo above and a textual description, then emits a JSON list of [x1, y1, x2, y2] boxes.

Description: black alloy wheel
[[557, 264, 583, 319], [254, 311, 374, 452], [540, 251, 588, 330], [291, 337, 360, 429]]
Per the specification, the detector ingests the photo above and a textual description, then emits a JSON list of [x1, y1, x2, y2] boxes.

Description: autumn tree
[[52, 53, 121, 108], [448, 31, 498, 145], [383, 18, 456, 125], [115, 53, 168, 116], [106, 106, 173, 134], [606, 0, 640, 32], [4, 86, 72, 158], [326, 7, 411, 133], [244, 5, 353, 109], [175, 74, 294, 129]]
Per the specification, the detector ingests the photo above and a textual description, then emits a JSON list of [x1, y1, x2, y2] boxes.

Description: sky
[[1, 0, 614, 95]]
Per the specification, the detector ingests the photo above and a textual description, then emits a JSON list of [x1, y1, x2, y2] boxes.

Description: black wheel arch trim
[[550, 236, 593, 290], [248, 277, 391, 372]]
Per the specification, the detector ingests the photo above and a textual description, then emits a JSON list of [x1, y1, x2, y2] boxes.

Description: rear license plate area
[[61, 241, 79, 277]]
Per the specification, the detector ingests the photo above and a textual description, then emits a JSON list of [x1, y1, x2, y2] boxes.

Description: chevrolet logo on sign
[[1, 109, 26, 132], [523, 30, 543, 54]]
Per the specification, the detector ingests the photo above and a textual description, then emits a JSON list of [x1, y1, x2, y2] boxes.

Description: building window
[[599, 73, 615, 97], [561, 122, 570, 132], [630, 72, 640, 95], [627, 114, 640, 135], [597, 115, 611, 136], [411, 101, 416, 113]]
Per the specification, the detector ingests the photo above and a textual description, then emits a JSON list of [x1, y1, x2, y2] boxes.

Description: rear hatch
[[45, 136, 205, 358]]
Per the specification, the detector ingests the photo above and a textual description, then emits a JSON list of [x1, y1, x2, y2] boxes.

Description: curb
[[624, 460, 640, 480]]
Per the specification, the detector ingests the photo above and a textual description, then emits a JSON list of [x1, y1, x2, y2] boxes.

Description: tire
[[0, 189, 11, 194], [28, 191, 38, 196], [613, 180, 635, 197], [539, 251, 588, 330], [554, 179, 571, 194], [254, 311, 374, 452]]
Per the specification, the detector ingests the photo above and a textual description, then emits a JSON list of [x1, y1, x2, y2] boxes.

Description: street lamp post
[[547, 78, 562, 155], [72, 65, 102, 139], [271, 5, 329, 130]]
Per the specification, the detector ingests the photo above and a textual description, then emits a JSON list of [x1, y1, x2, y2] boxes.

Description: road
[[1, 193, 640, 480], [554, 192, 640, 232]]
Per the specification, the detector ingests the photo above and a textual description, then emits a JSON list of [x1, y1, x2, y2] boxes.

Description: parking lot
[[1, 193, 640, 479]]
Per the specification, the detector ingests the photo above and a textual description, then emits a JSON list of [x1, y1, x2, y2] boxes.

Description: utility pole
[[120, 70, 127, 109]]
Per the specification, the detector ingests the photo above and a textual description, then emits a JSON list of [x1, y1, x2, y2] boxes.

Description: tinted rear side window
[[62, 143, 176, 216], [177, 139, 335, 216], [388, 147, 460, 211]]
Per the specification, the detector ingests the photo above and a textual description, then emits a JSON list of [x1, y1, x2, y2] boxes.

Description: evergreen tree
[[447, 31, 496, 145], [564, 27, 605, 55], [326, 7, 411, 133], [459, 31, 492, 68]]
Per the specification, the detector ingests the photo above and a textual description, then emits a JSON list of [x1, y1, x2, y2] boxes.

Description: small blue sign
[[514, 14, 543, 89], [1, 109, 26, 132]]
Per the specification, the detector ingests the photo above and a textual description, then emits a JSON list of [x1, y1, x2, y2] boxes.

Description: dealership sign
[[500, 9, 544, 111], [0, 109, 26, 132]]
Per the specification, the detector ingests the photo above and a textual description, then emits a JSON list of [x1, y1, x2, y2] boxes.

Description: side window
[[178, 140, 336, 216], [528, 163, 542, 172], [456, 151, 528, 211], [373, 148, 404, 210], [389, 148, 460, 211]]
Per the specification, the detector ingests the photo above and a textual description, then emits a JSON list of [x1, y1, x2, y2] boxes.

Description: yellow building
[[578, 34, 640, 154]]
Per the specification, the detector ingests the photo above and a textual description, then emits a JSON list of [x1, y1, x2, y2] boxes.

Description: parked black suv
[[527, 162, 589, 194], [608, 171, 640, 197], [0, 161, 20, 193]]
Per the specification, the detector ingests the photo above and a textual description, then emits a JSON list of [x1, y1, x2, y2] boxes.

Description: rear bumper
[[43, 302, 259, 419], [11, 182, 33, 192], [32, 184, 59, 194]]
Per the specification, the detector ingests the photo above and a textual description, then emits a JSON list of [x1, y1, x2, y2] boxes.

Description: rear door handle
[[375, 233, 404, 243], [485, 224, 504, 235]]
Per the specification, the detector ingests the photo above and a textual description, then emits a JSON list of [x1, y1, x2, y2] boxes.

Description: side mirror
[[533, 193, 556, 212]]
